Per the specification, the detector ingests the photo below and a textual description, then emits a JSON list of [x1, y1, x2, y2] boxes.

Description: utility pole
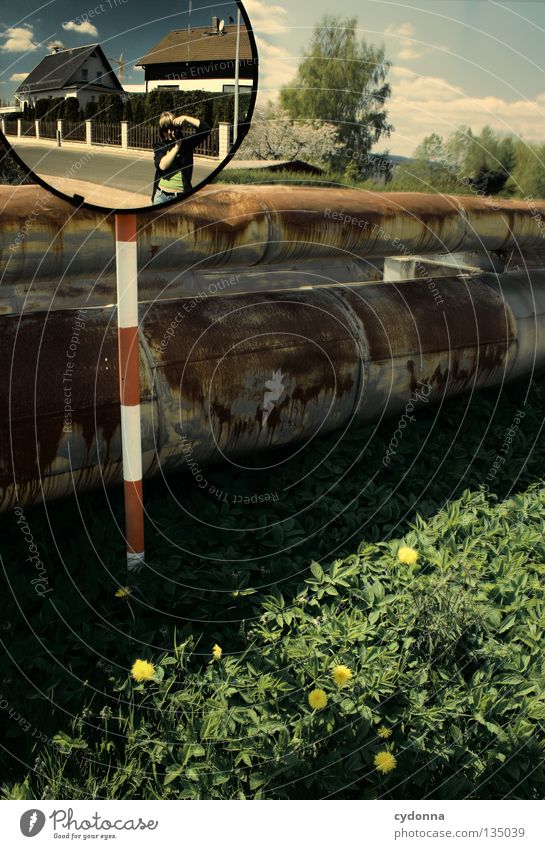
[[233, 6, 241, 145]]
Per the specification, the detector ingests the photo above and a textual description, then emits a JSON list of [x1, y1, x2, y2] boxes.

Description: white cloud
[[389, 67, 464, 101], [243, 0, 289, 35], [255, 36, 297, 100], [1, 24, 38, 52], [386, 66, 545, 156], [398, 46, 424, 61], [10, 72, 28, 81], [241, 1, 292, 102], [384, 22, 430, 61], [62, 20, 98, 37], [385, 22, 415, 39]]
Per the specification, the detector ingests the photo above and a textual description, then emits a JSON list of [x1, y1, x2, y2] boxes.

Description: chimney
[[51, 46, 61, 54], [211, 16, 219, 32]]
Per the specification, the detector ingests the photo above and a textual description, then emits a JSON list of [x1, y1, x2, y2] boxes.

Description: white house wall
[[65, 53, 118, 90], [124, 78, 253, 94]]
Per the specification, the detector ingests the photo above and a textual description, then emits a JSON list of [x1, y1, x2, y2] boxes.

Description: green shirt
[[158, 169, 185, 192]]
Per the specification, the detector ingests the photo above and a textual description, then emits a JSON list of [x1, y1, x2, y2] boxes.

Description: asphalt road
[[11, 142, 218, 198]]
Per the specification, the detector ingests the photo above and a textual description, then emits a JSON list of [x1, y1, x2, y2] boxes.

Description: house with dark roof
[[135, 17, 255, 94], [15, 44, 123, 109]]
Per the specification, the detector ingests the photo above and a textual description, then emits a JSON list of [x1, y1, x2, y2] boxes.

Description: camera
[[173, 125, 186, 140]]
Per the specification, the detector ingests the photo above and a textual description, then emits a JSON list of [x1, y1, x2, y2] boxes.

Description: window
[[81, 68, 88, 82], [222, 84, 252, 94], [96, 71, 101, 81]]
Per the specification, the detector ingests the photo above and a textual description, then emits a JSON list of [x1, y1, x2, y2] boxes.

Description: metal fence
[[127, 123, 156, 150], [20, 121, 35, 137], [93, 123, 121, 146], [1, 119, 221, 156], [195, 127, 219, 158], [126, 122, 219, 157], [63, 121, 86, 142], [40, 122, 57, 139]]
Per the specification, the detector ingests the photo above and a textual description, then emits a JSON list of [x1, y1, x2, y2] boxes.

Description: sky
[[0, 1, 242, 95], [245, 0, 545, 156], [1, 0, 544, 155]]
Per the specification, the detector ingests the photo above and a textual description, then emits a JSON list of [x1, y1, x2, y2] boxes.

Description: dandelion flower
[[130, 659, 155, 682], [377, 726, 392, 739], [397, 545, 418, 565], [332, 664, 353, 687], [212, 644, 222, 660], [374, 751, 397, 774], [115, 586, 132, 599], [308, 689, 328, 710]]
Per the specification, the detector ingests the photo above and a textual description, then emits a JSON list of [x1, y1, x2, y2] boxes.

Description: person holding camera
[[152, 111, 211, 204]]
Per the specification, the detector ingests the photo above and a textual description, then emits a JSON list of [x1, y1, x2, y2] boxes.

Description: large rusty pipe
[[1, 269, 544, 510], [2, 185, 545, 289]]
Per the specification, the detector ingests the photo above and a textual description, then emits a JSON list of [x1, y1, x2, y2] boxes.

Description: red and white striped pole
[[115, 213, 145, 566]]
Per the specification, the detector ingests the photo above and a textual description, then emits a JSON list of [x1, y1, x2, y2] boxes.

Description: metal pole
[[187, 0, 191, 62], [233, 7, 241, 145], [115, 213, 145, 567]]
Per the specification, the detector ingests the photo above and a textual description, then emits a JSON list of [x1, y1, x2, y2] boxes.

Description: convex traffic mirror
[[0, 0, 258, 211]]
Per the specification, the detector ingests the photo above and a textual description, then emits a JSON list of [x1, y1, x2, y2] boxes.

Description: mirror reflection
[[0, 0, 257, 209]]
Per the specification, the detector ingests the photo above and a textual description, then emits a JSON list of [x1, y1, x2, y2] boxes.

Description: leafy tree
[[507, 140, 545, 198], [414, 133, 444, 162], [122, 97, 133, 122], [63, 98, 80, 121], [280, 14, 392, 172], [131, 95, 147, 126], [238, 103, 342, 167], [84, 101, 98, 120], [413, 126, 518, 196], [95, 93, 123, 123], [0, 147, 34, 184]]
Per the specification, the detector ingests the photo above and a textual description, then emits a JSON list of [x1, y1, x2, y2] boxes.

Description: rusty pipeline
[[1, 267, 544, 510], [2, 184, 545, 296]]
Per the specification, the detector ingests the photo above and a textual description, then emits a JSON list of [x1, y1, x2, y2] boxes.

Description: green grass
[[219, 164, 519, 197], [1, 376, 545, 799]]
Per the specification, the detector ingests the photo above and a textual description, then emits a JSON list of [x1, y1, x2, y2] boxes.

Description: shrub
[[6, 483, 545, 800]]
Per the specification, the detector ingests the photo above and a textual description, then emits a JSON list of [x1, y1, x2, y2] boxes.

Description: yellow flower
[[397, 545, 418, 565], [212, 644, 222, 660], [115, 586, 132, 599], [130, 659, 155, 682], [374, 751, 397, 774], [331, 664, 353, 687], [308, 689, 328, 710], [377, 726, 392, 739]]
